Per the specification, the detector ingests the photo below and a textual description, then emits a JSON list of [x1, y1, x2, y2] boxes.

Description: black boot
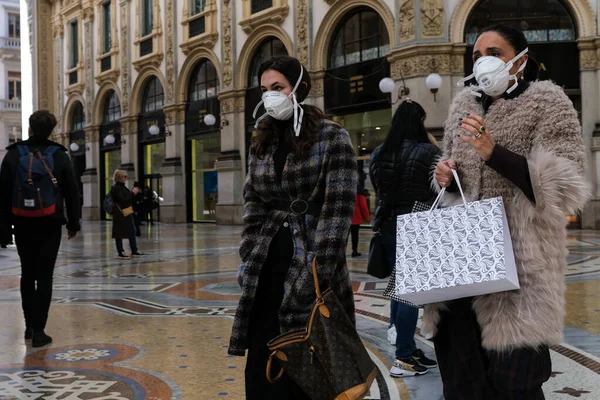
[[24, 328, 33, 340], [32, 331, 53, 348]]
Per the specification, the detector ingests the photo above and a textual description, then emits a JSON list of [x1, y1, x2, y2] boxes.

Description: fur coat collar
[[423, 80, 590, 351]]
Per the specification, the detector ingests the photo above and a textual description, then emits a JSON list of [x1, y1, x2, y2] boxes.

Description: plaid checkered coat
[[228, 120, 358, 356]]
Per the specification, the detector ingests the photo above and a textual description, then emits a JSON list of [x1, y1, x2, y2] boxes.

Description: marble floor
[[0, 222, 599, 399]]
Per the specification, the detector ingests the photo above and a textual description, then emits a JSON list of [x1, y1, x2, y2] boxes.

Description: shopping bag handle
[[430, 169, 468, 210]]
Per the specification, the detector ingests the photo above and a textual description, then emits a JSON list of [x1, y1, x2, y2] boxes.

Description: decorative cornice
[[84, 124, 100, 142], [119, 116, 138, 135], [239, 2, 289, 35], [309, 70, 325, 97], [388, 44, 466, 78], [132, 52, 164, 72], [164, 103, 186, 125], [180, 33, 219, 56]]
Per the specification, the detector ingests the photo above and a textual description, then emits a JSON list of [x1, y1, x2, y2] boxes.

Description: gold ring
[[475, 133, 482, 139]]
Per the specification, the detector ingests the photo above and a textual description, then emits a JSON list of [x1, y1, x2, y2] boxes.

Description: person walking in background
[[0, 110, 80, 348], [370, 99, 440, 377], [111, 170, 144, 259], [143, 186, 156, 225], [431, 24, 588, 399], [230, 56, 357, 399], [132, 181, 144, 237], [350, 187, 370, 257]]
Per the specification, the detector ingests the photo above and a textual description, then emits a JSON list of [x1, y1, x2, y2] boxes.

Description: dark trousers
[[245, 223, 310, 400], [14, 222, 62, 332], [350, 225, 360, 252], [116, 217, 138, 254], [434, 298, 551, 400]]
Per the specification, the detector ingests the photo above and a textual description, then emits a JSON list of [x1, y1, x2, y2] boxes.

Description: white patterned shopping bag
[[392, 170, 519, 305]]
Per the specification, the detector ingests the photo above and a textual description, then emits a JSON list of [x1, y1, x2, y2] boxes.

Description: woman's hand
[[458, 113, 495, 161], [435, 159, 456, 187]]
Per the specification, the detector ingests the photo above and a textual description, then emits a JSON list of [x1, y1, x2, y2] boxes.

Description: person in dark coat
[[370, 99, 440, 377], [230, 56, 357, 399], [0, 110, 80, 348], [132, 181, 143, 236], [111, 170, 143, 259]]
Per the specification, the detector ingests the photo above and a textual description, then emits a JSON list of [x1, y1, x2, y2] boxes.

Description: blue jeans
[[381, 230, 419, 360], [116, 217, 138, 255]]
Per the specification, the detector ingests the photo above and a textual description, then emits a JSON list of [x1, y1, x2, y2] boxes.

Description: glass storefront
[[103, 150, 121, 220], [190, 133, 220, 222], [143, 141, 166, 181]]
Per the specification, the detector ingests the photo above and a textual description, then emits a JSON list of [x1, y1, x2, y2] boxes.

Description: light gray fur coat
[[424, 80, 590, 352]]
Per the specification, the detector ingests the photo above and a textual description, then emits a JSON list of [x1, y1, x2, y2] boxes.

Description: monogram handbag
[[266, 259, 377, 400]]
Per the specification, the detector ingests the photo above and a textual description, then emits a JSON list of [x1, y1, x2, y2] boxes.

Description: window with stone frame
[[71, 102, 85, 132], [142, 77, 165, 113], [104, 91, 122, 123], [142, 0, 154, 36], [8, 13, 20, 38], [189, 60, 219, 102], [191, 0, 206, 15], [102, 1, 112, 54], [70, 20, 79, 69], [251, 0, 272, 14], [8, 72, 21, 100]]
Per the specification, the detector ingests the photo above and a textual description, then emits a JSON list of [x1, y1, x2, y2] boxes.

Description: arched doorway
[[137, 76, 166, 222], [325, 6, 391, 211], [68, 101, 86, 217], [99, 90, 122, 219], [184, 59, 221, 222], [463, 0, 581, 227], [244, 37, 288, 164]]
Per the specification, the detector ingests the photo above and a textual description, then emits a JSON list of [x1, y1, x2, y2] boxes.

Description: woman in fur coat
[[229, 56, 357, 399], [432, 24, 589, 399]]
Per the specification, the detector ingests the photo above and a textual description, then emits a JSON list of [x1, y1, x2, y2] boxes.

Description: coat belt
[[270, 199, 323, 217]]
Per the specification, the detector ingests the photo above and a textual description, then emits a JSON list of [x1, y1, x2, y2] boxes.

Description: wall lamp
[[69, 143, 90, 152], [103, 134, 126, 146], [426, 73, 443, 102], [149, 123, 172, 136], [379, 77, 410, 104], [204, 114, 229, 128]]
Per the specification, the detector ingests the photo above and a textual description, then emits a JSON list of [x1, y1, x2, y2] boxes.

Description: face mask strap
[[506, 48, 529, 94], [457, 73, 475, 88], [252, 99, 265, 119]]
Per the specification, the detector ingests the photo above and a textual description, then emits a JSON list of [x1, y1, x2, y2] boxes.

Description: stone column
[[307, 70, 325, 110], [160, 104, 186, 223], [215, 90, 245, 224], [119, 116, 138, 178], [82, 125, 100, 220]]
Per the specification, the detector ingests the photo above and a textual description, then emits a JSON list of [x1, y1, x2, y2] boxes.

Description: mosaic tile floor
[[0, 222, 599, 399]]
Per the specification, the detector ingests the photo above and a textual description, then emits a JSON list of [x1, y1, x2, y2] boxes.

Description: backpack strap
[[36, 151, 59, 187], [27, 153, 34, 185]]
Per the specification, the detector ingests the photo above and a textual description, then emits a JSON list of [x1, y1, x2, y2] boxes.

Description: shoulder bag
[[266, 259, 376, 400]]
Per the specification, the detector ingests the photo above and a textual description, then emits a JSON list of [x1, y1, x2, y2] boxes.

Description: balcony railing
[[0, 37, 21, 50], [0, 99, 22, 112]]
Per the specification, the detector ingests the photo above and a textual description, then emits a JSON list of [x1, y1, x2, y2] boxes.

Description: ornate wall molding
[[399, 0, 416, 43], [180, 0, 219, 55], [388, 44, 465, 79], [177, 47, 223, 103], [579, 38, 599, 70], [239, 0, 289, 35], [309, 69, 325, 97], [421, 0, 444, 39], [222, 0, 233, 88], [166, 0, 175, 103], [119, 115, 138, 135], [85, 20, 94, 123], [450, 0, 597, 43], [163, 103, 186, 125], [295, 0, 309, 66], [313, 0, 395, 71], [235, 24, 294, 89], [37, 0, 54, 111], [120, 1, 130, 114], [84, 125, 100, 142], [218, 90, 246, 114]]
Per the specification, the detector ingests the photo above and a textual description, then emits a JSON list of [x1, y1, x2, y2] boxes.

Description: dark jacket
[[229, 120, 357, 356], [370, 140, 441, 231], [0, 136, 81, 244], [111, 182, 134, 239]]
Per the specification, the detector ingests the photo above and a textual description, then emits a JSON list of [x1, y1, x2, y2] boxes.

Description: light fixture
[[375, 127, 381, 130], [149, 124, 160, 136], [104, 134, 126, 145], [426, 73, 443, 102], [221, 116, 230, 128], [204, 114, 216, 126], [69, 143, 79, 152], [379, 76, 410, 105]]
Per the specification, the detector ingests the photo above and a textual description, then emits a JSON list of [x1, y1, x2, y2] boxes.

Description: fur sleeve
[[512, 83, 590, 221]]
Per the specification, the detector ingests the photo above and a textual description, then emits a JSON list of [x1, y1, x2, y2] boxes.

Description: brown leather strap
[[266, 352, 285, 383], [37, 151, 58, 187], [311, 258, 323, 300], [27, 153, 34, 185]]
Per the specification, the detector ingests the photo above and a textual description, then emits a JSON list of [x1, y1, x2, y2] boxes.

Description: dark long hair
[[250, 56, 328, 159], [379, 99, 431, 156], [477, 24, 539, 82]]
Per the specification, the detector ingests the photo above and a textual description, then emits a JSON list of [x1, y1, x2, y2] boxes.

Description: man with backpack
[[0, 110, 80, 348]]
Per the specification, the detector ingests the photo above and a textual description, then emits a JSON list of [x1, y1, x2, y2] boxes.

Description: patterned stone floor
[[0, 222, 599, 399]]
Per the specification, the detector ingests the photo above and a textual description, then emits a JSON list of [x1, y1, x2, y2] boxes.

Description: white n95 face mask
[[458, 48, 529, 97], [253, 67, 305, 137]]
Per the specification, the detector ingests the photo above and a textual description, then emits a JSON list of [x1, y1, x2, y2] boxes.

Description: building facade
[[0, 0, 21, 161], [23, 0, 600, 227]]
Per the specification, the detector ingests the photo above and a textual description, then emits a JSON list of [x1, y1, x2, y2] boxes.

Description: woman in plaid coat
[[229, 56, 357, 398]]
